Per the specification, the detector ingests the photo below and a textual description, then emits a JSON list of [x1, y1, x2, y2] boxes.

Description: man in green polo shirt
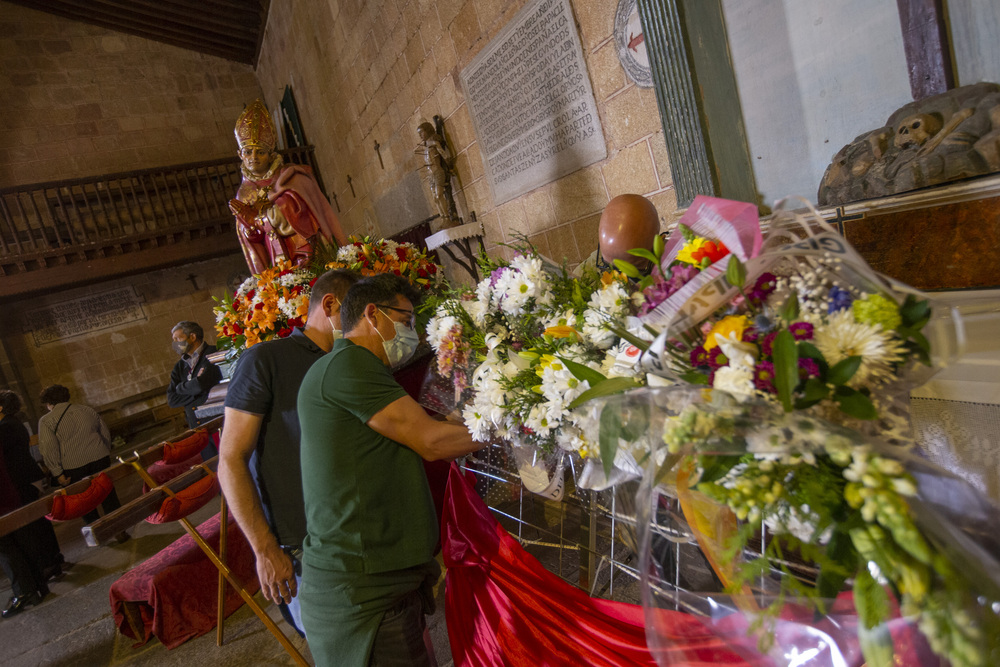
[[297, 274, 482, 667]]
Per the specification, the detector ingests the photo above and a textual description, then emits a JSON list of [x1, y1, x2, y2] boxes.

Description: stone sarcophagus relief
[[819, 82, 1000, 206]]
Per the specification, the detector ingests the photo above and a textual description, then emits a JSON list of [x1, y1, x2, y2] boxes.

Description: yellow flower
[[544, 325, 579, 339], [600, 271, 625, 286], [676, 237, 709, 265], [703, 315, 750, 350]]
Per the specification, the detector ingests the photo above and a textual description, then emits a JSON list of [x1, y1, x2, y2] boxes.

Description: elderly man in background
[[167, 321, 224, 459], [37, 385, 125, 541], [218, 268, 359, 637]]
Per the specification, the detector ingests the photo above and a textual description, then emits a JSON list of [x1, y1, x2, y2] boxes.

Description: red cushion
[[142, 455, 203, 493], [162, 430, 209, 464], [145, 474, 220, 524], [46, 473, 113, 521]]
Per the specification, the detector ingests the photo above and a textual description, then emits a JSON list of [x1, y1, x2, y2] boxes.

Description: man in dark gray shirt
[[217, 268, 358, 636]]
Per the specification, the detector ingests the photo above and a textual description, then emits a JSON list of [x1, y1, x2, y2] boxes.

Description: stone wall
[[254, 0, 679, 272], [0, 1, 263, 187], [0, 255, 247, 422]]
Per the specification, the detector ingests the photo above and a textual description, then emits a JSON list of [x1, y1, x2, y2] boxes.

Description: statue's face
[[240, 146, 273, 176], [417, 125, 429, 141]]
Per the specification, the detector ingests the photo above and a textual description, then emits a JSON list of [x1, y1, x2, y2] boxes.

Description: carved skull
[[894, 114, 943, 149]]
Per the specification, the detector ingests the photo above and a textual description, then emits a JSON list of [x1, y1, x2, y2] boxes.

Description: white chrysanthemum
[[555, 424, 587, 452], [463, 403, 492, 441], [812, 309, 907, 387], [461, 299, 487, 328], [524, 403, 554, 436], [538, 363, 589, 408], [582, 282, 631, 349], [543, 308, 578, 330], [277, 270, 311, 287], [383, 239, 401, 255], [336, 244, 361, 263], [235, 276, 256, 298], [495, 270, 536, 315], [713, 365, 756, 401], [426, 312, 457, 350]]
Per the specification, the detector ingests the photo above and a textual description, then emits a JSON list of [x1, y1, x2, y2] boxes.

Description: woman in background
[[0, 390, 64, 618]]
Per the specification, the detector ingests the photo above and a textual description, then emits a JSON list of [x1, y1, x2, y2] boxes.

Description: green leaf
[[627, 248, 660, 266], [679, 371, 710, 385], [794, 377, 830, 409], [619, 405, 650, 442], [557, 356, 608, 387], [899, 295, 930, 329], [598, 407, 621, 479], [699, 455, 741, 484], [816, 527, 856, 600], [854, 567, 890, 630], [636, 275, 656, 291], [779, 292, 800, 323], [827, 356, 862, 386], [607, 325, 650, 352], [568, 377, 643, 409], [612, 259, 642, 278], [678, 223, 696, 242], [834, 389, 878, 420], [653, 233, 665, 260], [857, 620, 895, 667], [725, 255, 746, 288], [772, 330, 799, 412]]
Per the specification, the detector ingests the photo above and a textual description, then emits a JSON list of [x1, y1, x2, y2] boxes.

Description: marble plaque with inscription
[[461, 0, 607, 206], [23, 287, 147, 346]]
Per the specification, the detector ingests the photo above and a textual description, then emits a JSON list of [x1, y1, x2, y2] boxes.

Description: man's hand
[[256, 541, 297, 605], [57, 474, 70, 486]]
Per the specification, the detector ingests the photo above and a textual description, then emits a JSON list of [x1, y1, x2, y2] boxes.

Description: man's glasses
[[376, 304, 415, 328]]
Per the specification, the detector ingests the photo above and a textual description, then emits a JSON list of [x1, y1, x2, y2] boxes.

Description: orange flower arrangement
[[325, 236, 442, 291]]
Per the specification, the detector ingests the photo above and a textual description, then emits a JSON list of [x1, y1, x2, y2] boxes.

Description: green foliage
[[772, 330, 799, 411], [597, 404, 650, 477], [725, 255, 747, 288], [568, 377, 642, 410]]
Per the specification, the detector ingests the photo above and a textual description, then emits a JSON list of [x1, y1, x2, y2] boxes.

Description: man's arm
[[367, 394, 483, 462], [217, 407, 297, 605]]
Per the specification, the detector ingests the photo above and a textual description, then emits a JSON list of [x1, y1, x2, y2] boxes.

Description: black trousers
[[63, 456, 121, 525], [0, 522, 49, 598]]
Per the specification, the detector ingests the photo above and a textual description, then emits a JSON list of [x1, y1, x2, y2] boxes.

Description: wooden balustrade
[[0, 146, 321, 300]]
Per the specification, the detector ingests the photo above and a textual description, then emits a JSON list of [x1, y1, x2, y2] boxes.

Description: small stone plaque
[[23, 287, 147, 346], [461, 0, 607, 206]]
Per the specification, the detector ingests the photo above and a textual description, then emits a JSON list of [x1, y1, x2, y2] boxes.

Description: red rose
[[428, 264, 437, 274], [247, 289, 256, 300], [287, 317, 303, 328], [309, 277, 318, 287], [417, 268, 428, 278], [233, 324, 244, 334], [254, 302, 264, 310], [396, 248, 408, 260], [278, 327, 293, 338], [393, 269, 401, 276]]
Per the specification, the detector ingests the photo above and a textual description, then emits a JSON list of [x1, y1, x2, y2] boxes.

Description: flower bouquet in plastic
[[421, 242, 654, 496]]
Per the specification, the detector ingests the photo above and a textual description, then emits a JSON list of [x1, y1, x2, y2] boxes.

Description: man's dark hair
[[308, 268, 361, 314], [171, 321, 204, 341], [40, 384, 71, 406], [341, 274, 421, 333], [0, 389, 22, 415]]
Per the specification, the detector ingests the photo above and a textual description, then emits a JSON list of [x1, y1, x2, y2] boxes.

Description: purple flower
[[640, 264, 702, 315], [707, 347, 729, 369], [761, 331, 777, 357], [742, 328, 759, 344], [754, 272, 777, 296], [690, 346, 709, 367], [754, 361, 776, 393], [798, 358, 820, 380], [489, 266, 507, 288], [828, 286, 853, 313], [789, 321, 814, 341]]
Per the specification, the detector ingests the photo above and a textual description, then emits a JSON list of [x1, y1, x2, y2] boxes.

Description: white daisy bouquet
[[423, 245, 650, 461]]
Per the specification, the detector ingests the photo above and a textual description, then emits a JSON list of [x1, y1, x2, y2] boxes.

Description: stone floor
[[0, 477, 453, 667]]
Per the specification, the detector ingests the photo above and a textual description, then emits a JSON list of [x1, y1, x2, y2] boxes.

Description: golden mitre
[[234, 99, 276, 151]]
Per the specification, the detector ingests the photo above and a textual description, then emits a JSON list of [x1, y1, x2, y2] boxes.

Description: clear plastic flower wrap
[[577, 386, 1000, 667]]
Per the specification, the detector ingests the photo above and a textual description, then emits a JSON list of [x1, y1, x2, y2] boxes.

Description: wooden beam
[[82, 457, 220, 547], [896, 0, 955, 100], [0, 417, 222, 538]]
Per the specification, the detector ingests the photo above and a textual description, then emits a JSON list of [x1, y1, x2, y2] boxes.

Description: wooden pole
[[217, 495, 228, 647]]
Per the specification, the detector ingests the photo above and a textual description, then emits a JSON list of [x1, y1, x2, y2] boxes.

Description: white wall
[[721, 0, 913, 207], [949, 0, 1000, 87]]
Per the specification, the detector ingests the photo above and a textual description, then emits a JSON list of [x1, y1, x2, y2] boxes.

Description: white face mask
[[375, 310, 418, 369]]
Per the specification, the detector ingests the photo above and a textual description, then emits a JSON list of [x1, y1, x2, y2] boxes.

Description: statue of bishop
[[229, 99, 346, 274]]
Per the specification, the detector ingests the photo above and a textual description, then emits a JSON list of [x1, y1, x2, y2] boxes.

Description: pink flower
[[761, 331, 777, 357], [754, 361, 776, 393], [798, 358, 820, 380], [789, 322, 814, 340], [707, 347, 729, 369], [690, 346, 709, 367]]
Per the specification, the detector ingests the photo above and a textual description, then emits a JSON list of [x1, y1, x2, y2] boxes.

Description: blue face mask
[[376, 311, 419, 369]]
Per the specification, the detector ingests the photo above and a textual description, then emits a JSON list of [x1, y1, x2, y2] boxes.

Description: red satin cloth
[[442, 465, 757, 667], [110, 512, 258, 649]]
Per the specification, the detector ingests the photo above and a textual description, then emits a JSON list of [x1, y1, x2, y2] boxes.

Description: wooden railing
[[0, 146, 322, 298]]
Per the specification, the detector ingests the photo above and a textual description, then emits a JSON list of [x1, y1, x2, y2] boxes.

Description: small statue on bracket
[[229, 99, 346, 274], [414, 118, 459, 229]]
